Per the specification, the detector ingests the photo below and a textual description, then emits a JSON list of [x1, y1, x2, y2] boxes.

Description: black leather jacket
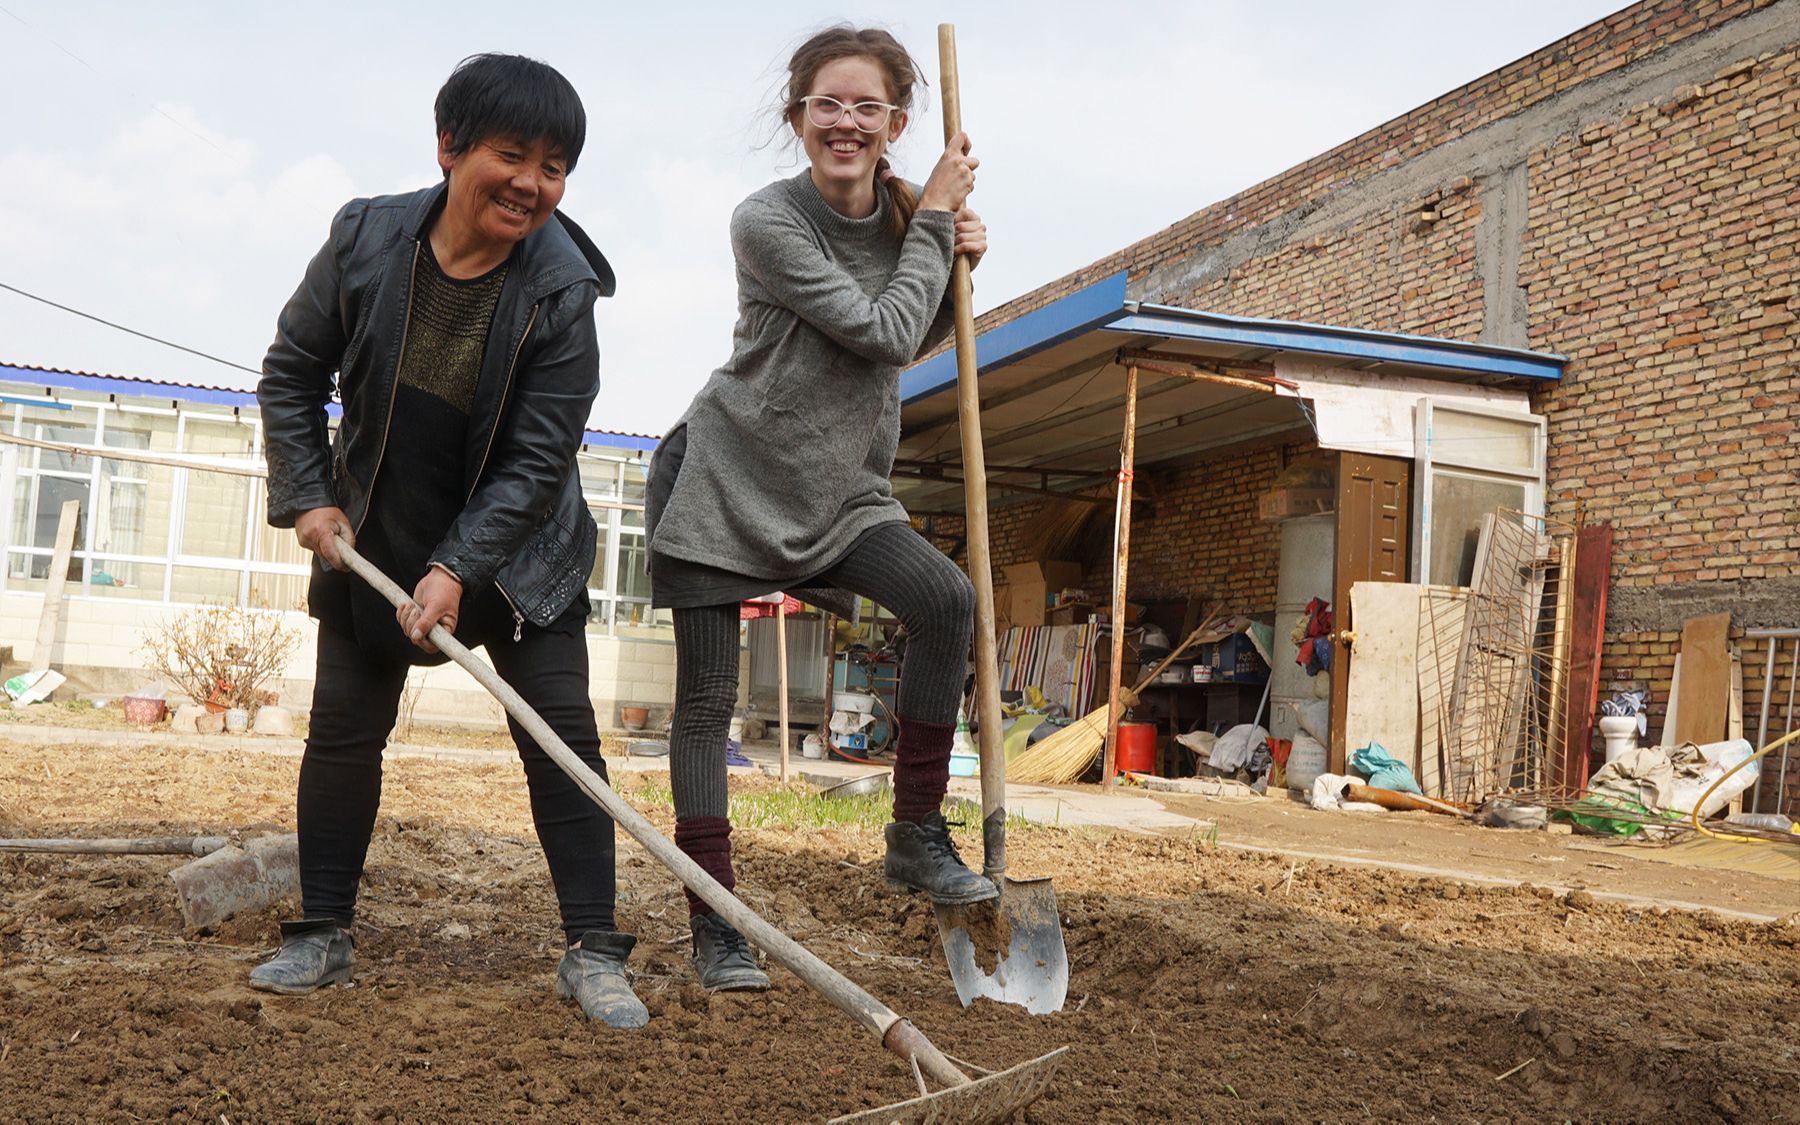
[[257, 181, 616, 627]]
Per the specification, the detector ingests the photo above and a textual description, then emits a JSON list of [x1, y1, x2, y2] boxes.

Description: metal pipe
[[1784, 638, 1798, 813], [1745, 629, 1800, 815]]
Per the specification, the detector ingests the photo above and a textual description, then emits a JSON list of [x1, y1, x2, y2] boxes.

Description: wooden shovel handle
[[937, 23, 1008, 880]]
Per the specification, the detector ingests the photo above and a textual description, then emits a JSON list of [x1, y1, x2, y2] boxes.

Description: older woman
[[254, 53, 644, 1028]]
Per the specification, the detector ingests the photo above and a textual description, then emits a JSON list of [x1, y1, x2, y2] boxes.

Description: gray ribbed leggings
[[670, 522, 974, 819]]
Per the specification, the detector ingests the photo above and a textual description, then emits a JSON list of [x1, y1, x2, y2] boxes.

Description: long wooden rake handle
[[333, 536, 971, 1090]]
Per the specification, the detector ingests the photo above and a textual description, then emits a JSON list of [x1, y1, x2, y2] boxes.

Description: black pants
[[669, 521, 975, 820], [296, 596, 617, 939]]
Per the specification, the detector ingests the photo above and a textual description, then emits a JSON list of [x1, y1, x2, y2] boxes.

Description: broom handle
[[938, 23, 1008, 881], [333, 537, 971, 1091]]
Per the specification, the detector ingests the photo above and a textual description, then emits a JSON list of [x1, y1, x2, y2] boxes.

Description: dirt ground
[[4, 734, 1800, 1123]]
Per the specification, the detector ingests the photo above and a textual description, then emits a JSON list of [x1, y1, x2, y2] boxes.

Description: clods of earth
[[3, 739, 1799, 1122]]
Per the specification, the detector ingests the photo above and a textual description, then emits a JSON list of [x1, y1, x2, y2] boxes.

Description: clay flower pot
[[619, 705, 650, 731]]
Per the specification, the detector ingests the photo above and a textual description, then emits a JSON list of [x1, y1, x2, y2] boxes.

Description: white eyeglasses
[[798, 95, 899, 133]]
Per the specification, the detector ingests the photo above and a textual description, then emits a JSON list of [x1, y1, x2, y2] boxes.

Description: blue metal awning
[[900, 272, 1564, 408], [893, 274, 1566, 512]]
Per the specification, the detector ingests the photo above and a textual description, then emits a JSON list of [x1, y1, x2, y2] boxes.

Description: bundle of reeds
[[1008, 607, 1224, 785], [1021, 489, 1110, 563]]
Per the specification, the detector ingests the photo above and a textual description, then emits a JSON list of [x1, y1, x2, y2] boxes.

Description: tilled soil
[[3, 739, 1799, 1122]]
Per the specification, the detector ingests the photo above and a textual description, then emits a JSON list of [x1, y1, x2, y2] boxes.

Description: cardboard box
[[1047, 602, 1092, 626], [1257, 487, 1336, 522], [1002, 561, 1084, 627]]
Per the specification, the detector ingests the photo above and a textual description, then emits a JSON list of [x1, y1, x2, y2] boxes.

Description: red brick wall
[[969, 439, 1312, 622], [935, 0, 1798, 806], [947, 0, 1781, 335]]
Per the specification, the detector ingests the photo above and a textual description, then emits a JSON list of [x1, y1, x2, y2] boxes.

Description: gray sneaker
[[884, 812, 1000, 906], [556, 931, 649, 1029], [248, 919, 353, 995], [690, 912, 770, 992]]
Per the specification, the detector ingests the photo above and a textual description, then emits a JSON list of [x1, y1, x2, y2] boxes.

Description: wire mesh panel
[[1424, 509, 1578, 803]]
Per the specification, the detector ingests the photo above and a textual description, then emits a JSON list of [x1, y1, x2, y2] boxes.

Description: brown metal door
[[1329, 452, 1411, 773]]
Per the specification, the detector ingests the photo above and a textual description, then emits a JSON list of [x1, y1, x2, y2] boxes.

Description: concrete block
[[169, 704, 205, 734], [252, 705, 295, 737]]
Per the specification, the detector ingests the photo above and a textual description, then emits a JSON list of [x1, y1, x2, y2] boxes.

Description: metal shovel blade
[[934, 875, 1068, 1015], [827, 1046, 1068, 1125]]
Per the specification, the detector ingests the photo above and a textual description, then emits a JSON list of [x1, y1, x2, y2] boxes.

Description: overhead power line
[[0, 281, 261, 376], [0, 1, 234, 157]]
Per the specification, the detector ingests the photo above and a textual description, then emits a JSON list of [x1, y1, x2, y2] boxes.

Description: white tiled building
[[0, 362, 685, 725]]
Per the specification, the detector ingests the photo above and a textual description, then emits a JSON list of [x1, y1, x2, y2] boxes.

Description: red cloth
[[1295, 597, 1333, 668], [739, 594, 803, 620]]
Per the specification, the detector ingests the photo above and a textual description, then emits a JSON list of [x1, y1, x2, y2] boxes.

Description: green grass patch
[[631, 778, 1042, 836]]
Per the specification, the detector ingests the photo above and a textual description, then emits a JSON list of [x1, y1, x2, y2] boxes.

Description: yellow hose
[[1688, 728, 1800, 844]]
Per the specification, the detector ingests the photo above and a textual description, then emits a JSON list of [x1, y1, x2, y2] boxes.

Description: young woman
[[645, 26, 990, 992], [255, 54, 646, 1028]]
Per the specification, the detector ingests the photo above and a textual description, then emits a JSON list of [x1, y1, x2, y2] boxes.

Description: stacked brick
[[952, 0, 1798, 805]]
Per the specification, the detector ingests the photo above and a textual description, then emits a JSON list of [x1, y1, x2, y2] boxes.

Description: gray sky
[[2, 0, 1624, 436]]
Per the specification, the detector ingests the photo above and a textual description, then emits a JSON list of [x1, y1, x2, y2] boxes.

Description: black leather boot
[[884, 812, 1000, 906], [689, 912, 770, 992]]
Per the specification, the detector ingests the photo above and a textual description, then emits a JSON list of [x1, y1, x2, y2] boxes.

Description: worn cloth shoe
[[690, 912, 770, 992], [247, 918, 353, 995], [884, 811, 1000, 906], [556, 931, 649, 1029]]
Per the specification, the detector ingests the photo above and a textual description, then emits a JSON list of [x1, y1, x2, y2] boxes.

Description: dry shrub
[[139, 603, 302, 711]]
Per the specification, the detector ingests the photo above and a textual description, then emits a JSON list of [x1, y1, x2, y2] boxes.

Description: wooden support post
[[1102, 365, 1140, 785], [776, 599, 790, 782], [32, 500, 80, 672]]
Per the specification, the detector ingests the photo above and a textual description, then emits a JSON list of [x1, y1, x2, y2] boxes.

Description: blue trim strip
[[584, 430, 657, 452], [1110, 306, 1565, 382], [1, 365, 264, 407], [899, 271, 1130, 405], [0, 366, 661, 449]]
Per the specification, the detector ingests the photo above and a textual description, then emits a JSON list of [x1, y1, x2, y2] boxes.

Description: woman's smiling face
[[792, 55, 905, 208], [437, 133, 567, 254]]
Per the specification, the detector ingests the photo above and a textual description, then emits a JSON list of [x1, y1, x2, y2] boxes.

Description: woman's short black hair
[[434, 54, 586, 171]]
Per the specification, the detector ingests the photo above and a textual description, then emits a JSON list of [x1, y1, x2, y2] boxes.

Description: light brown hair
[[779, 26, 926, 242]]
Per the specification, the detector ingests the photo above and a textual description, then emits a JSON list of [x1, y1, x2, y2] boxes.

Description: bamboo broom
[[1009, 608, 1224, 784]]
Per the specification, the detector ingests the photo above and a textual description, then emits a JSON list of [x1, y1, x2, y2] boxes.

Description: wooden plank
[[31, 500, 81, 672], [1560, 523, 1613, 792], [1663, 653, 1683, 746], [1673, 613, 1732, 746], [1728, 647, 1745, 816], [1345, 582, 1423, 774], [1415, 585, 1470, 799]]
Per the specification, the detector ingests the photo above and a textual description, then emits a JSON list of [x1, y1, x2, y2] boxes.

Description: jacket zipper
[[477, 303, 540, 643], [496, 582, 525, 642], [356, 243, 422, 536]]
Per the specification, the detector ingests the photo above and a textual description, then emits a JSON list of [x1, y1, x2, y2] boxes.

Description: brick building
[[895, 0, 1800, 808]]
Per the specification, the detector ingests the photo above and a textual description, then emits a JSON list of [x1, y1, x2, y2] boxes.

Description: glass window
[[1428, 474, 1529, 587], [20, 404, 96, 472], [1427, 406, 1539, 473], [578, 454, 622, 501], [179, 417, 256, 561], [87, 558, 166, 600], [248, 570, 310, 613], [170, 565, 241, 604], [21, 476, 89, 577], [621, 460, 647, 509], [616, 529, 651, 602]]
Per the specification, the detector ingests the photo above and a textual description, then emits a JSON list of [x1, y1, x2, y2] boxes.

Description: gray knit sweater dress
[[645, 172, 955, 608]]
